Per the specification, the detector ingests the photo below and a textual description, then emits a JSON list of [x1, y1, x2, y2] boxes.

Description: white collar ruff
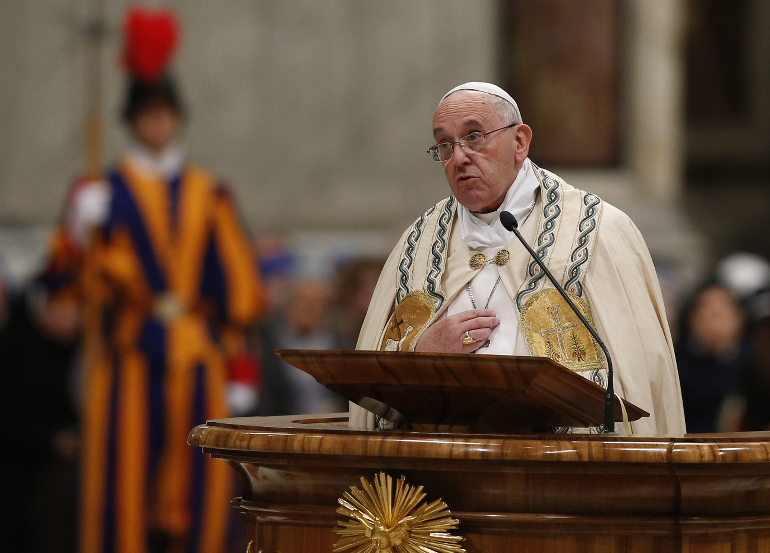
[[125, 142, 186, 180], [457, 157, 539, 250]]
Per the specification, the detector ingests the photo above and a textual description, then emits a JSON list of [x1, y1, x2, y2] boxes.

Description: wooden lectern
[[274, 350, 647, 431], [189, 351, 770, 552]]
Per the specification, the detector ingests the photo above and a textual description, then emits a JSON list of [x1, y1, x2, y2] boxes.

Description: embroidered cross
[[540, 305, 577, 363], [389, 314, 410, 337]]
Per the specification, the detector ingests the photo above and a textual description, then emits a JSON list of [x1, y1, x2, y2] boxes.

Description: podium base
[[191, 414, 770, 553]]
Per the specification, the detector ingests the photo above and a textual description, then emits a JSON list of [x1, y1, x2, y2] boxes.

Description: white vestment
[[443, 157, 539, 356], [351, 164, 686, 437]]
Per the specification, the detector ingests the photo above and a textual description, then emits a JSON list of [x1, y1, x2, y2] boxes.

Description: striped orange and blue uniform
[[51, 158, 262, 553]]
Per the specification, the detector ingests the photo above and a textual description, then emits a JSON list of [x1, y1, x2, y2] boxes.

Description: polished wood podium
[[188, 352, 770, 552], [190, 415, 770, 552], [275, 350, 648, 431]]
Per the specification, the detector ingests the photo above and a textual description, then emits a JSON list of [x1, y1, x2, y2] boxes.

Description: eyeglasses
[[427, 123, 517, 163]]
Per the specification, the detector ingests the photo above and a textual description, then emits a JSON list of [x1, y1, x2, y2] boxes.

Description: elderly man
[[350, 82, 686, 436]]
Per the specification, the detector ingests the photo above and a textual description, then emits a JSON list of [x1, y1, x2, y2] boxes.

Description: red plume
[[122, 6, 180, 84]]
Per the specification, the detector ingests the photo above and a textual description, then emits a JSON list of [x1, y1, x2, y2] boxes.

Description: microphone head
[[500, 210, 518, 231]]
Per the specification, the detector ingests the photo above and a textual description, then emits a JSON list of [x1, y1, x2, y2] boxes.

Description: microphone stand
[[500, 211, 616, 433]]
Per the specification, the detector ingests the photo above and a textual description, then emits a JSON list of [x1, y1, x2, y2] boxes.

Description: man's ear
[[515, 124, 533, 162]]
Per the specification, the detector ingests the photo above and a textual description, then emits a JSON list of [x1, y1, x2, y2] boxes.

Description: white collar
[[458, 157, 539, 250], [125, 142, 186, 180]]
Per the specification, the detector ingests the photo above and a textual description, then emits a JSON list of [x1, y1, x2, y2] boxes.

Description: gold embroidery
[[540, 305, 577, 360], [570, 330, 587, 361], [384, 326, 414, 351], [543, 336, 560, 362], [519, 288, 606, 372], [469, 249, 510, 270], [469, 253, 485, 270], [380, 291, 436, 352], [494, 249, 510, 266]]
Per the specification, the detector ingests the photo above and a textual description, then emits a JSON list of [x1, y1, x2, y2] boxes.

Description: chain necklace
[[467, 275, 501, 310], [467, 275, 501, 350]]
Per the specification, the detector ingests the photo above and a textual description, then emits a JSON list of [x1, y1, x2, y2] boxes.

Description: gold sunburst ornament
[[333, 472, 465, 553]]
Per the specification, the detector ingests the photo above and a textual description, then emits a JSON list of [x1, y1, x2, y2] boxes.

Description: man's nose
[[449, 142, 471, 165]]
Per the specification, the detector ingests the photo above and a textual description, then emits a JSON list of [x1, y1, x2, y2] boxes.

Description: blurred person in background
[[258, 278, 347, 415], [711, 253, 770, 433], [331, 258, 385, 350], [0, 267, 80, 553], [249, 235, 294, 416], [708, 253, 770, 432], [45, 7, 263, 553], [253, 233, 295, 319], [676, 281, 749, 433], [740, 290, 770, 431]]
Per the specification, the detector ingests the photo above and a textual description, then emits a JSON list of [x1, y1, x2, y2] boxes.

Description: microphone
[[500, 210, 616, 433]]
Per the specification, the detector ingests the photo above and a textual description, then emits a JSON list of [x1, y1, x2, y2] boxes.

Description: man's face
[[131, 102, 181, 153], [432, 91, 530, 213]]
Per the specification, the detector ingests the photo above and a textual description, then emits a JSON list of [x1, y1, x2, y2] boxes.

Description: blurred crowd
[[249, 234, 384, 417], [0, 235, 384, 553], [663, 252, 770, 435]]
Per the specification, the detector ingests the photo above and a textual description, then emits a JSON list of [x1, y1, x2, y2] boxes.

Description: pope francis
[[349, 82, 686, 436]]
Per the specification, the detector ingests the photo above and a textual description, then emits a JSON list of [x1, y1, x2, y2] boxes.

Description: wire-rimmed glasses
[[427, 123, 518, 163]]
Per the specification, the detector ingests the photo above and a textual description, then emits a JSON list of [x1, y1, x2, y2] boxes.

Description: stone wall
[[0, 0, 496, 233], [0, 1, 717, 292]]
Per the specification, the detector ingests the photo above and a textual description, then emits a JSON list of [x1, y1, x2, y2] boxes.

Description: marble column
[[625, 0, 687, 204]]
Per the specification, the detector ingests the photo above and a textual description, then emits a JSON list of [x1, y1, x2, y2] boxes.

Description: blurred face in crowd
[[36, 298, 80, 344], [432, 91, 532, 213], [287, 280, 330, 336], [688, 285, 745, 357], [132, 101, 181, 153]]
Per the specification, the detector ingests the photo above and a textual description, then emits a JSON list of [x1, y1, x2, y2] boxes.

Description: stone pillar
[[626, 0, 686, 204]]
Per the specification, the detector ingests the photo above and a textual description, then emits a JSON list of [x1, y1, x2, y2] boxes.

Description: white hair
[[489, 94, 522, 125]]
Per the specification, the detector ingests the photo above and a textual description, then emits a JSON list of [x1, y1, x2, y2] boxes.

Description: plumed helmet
[[120, 6, 185, 122]]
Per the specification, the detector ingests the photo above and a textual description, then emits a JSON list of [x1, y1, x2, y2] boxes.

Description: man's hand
[[413, 309, 499, 353]]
